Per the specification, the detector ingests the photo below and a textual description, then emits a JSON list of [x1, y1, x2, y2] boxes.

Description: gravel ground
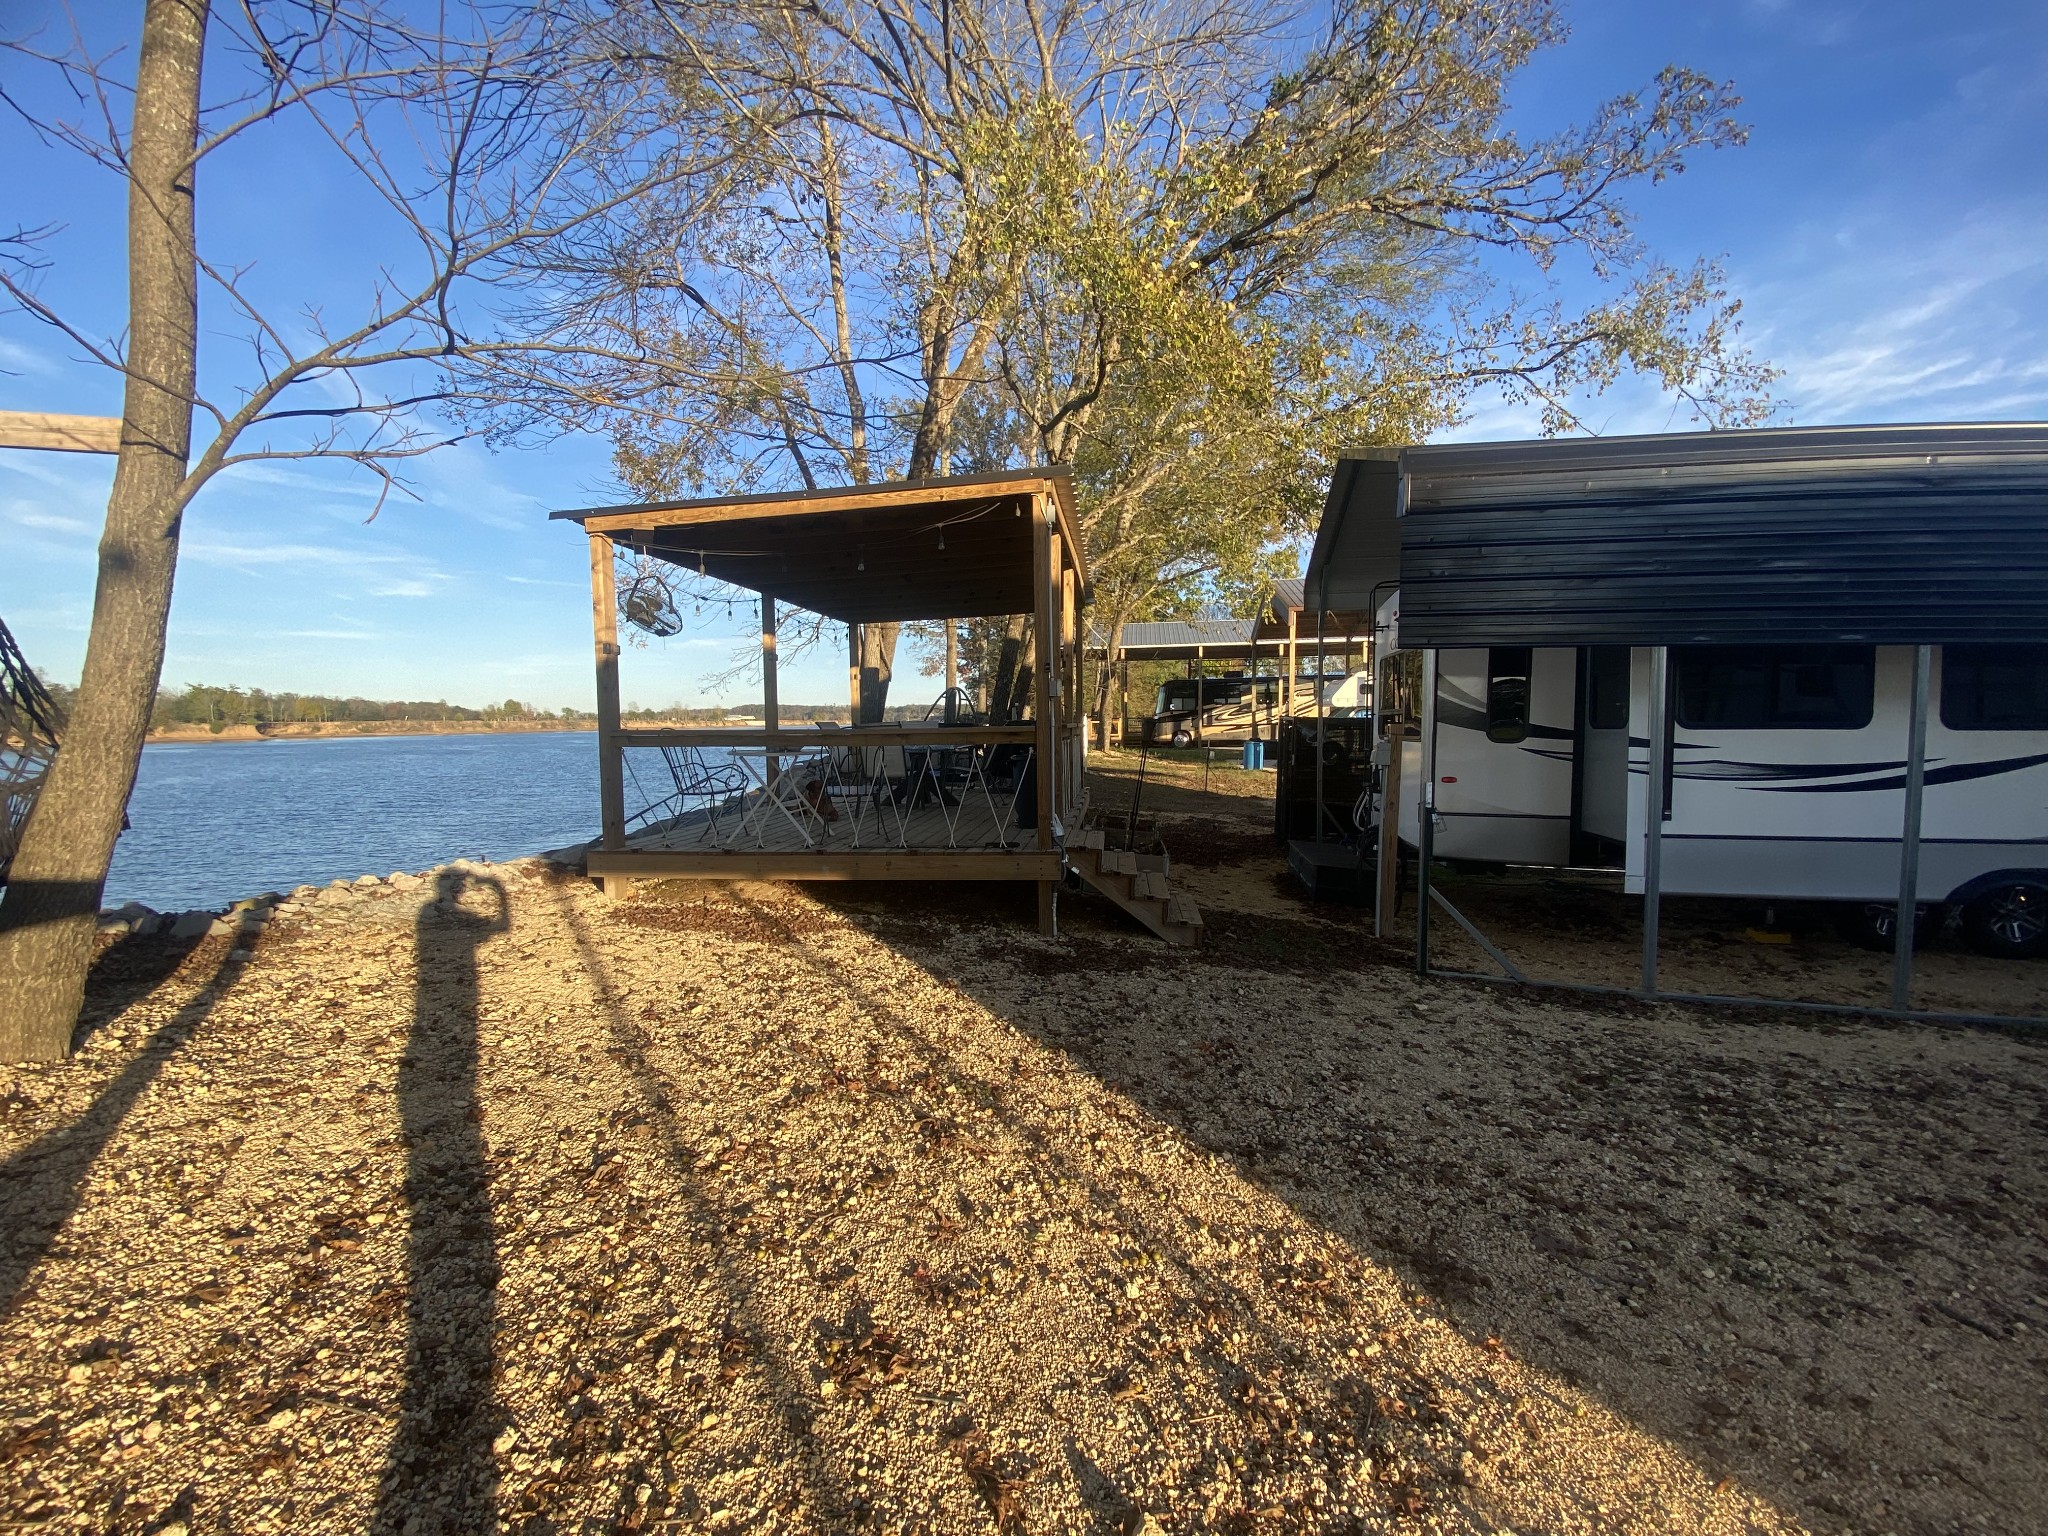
[[2, 770, 2044, 1535]]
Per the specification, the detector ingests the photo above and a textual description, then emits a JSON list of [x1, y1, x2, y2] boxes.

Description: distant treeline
[[35, 676, 909, 731], [142, 683, 584, 729]]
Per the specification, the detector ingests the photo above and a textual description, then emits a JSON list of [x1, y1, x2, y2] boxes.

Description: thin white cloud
[[181, 533, 452, 598], [0, 337, 62, 376], [1755, 199, 2048, 424], [4, 505, 96, 534], [210, 460, 387, 498]]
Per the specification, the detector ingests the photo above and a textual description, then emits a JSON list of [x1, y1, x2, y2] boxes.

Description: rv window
[[1586, 646, 1630, 730], [1155, 681, 1199, 715], [1674, 646, 1875, 730], [1486, 647, 1532, 744], [1941, 644, 2048, 730]]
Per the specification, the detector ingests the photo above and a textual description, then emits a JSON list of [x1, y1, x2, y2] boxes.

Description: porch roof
[[552, 468, 1086, 625]]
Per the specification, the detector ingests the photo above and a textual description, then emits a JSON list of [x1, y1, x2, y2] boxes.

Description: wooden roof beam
[[0, 412, 123, 455]]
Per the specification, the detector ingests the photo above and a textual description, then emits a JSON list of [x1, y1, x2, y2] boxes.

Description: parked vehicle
[[1147, 670, 1369, 747]]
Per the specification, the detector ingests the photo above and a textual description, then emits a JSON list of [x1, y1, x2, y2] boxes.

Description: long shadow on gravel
[[938, 927, 2048, 1536], [0, 935, 225, 1319], [792, 834, 2048, 1536], [373, 869, 508, 1535], [548, 888, 866, 1532]]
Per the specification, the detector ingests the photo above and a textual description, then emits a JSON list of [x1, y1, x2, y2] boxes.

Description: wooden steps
[[1066, 843, 1202, 947]]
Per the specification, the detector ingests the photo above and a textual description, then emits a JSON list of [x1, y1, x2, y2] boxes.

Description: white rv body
[[1394, 635, 2048, 906]]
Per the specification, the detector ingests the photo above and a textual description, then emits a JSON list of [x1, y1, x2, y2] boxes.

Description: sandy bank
[[145, 719, 597, 744], [3, 766, 2044, 1533]]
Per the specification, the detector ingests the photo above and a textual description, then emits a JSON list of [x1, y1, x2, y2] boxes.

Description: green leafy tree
[[530, 0, 1773, 735]]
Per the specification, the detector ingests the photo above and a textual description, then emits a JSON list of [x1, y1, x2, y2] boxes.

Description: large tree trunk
[[856, 620, 899, 723], [987, 614, 1033, 723], [0, 0, 206, 1063]]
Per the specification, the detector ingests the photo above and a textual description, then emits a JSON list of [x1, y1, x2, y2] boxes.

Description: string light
[[857, 547, 866, 572], [937, 531, 946, 551]]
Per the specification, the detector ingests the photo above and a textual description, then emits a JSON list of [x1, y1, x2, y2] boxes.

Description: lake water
[[106, 732, 610, 911]]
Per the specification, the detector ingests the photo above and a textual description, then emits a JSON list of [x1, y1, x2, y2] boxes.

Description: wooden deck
[[588, 783, 1058, 886]]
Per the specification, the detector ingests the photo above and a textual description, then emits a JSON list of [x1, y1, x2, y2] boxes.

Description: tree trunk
[[0, 0, 206, 1063], [987, 616, 1031, 723], [1093, 617, 1123, 750], [856, 621, 898, 723]]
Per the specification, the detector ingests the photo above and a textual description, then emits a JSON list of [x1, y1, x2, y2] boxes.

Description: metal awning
[[1305, 425, 2048, 648], [1301, 451, 1401, 615]]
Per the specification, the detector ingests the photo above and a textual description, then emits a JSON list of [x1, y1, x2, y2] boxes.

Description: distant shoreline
[[141, 718, 804, 743], [145, 720, 597, 744]]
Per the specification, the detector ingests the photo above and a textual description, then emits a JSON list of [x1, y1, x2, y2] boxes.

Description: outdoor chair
[[625, 746, 749, 847]]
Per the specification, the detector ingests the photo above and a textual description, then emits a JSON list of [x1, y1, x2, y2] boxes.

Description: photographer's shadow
[[374, 868, 509, 1535]]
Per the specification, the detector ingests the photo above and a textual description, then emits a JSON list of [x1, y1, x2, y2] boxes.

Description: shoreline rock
[[97, 848, 588, 941]]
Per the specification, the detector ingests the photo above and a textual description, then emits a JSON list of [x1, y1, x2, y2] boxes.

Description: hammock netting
[[1, 615, 64, 883]]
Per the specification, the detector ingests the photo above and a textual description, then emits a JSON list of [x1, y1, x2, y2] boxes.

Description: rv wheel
[[1961, 883, 2048, 959], [1171, 729, 1193, 748]]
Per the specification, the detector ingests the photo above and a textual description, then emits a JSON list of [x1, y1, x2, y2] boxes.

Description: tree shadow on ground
[[0, 935, 229, 1319], [546, 888, 877, 1532], [373, 868, 508, 1535], [606, 881, 1543, 1529], [803, 867, 2048, 1536]]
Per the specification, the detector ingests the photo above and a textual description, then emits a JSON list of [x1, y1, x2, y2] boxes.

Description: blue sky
[[4, 0, 2046, 710]]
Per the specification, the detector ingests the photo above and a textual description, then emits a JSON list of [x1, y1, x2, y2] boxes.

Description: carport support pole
[[1313, 606, 1327, 841], [1891, 645, 1932, 1010], [1415, 648, 1439, 977], [1641, 646, 1670, 995]]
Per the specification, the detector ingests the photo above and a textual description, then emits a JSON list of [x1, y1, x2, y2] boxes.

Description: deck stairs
[[1065, 802, 1203, 946]]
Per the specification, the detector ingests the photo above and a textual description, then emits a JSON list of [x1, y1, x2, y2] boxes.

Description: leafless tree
[[0, 0, 718, 1061]]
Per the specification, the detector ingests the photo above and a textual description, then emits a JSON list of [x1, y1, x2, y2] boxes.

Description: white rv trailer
[[1383, 614, 2048, 953], [1303, 427, 2048, 963]]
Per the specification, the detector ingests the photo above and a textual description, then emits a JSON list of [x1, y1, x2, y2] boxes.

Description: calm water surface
[[106, 732, 610, 910]]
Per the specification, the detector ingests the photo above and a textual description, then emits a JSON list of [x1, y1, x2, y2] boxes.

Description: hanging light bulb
[[937, 530, 946, 552], [857, 547, 866, 572]]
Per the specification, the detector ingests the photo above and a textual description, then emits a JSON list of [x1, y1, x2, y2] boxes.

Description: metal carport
[[1305, 423, 2048, 1024]]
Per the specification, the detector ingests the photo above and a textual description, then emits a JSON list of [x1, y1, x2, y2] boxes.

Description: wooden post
[[945, 618, 958, 701], [1117, 657, 1129, 747], [1073, 573, 1087, 776], [1285, 608, 1298, 716], [589, 534, 626, 871], [1376, 716, 1403, 937], [761, 593, 779, 779], [1032, 499, 1058, 935], [847, 622, 861, 721], [1416, 648, 1439, 976], [760, 595, 780, 728]]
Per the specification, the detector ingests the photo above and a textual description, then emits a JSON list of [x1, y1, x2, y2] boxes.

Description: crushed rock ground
[[2, 763, 2044, 1536]]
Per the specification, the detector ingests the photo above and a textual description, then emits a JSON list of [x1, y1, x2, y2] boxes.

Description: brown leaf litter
[[0, 812, 2043, 1535]]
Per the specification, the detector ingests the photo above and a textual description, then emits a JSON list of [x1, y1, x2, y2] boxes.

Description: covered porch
[[554, 469, 1090, 932]]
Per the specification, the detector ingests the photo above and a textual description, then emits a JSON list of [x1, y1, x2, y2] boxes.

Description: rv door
[[1575, 646, 1631, 858]]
